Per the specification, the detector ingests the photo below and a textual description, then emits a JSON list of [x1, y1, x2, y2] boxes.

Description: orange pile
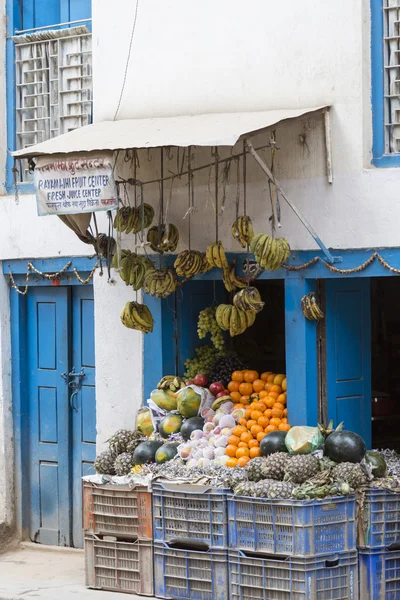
[[225, 370, 291, 468]]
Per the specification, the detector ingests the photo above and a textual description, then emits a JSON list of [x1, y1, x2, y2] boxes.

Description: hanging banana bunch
[[215, 304, 256, 337], [232, 216, 254, 248], [200, 253, 212, 274], [233, 287, 265, 313], [120, 301, 154, 333], [222, 261, 248, 292], [301, 292, 324, 321], [174, 250, 204, 278], [147, 224, 179, 253], [143, 268, 178, 298], [114, 204, 154, 234], [112, 250, 154, 291], [205, 241, 229, 269], [250, 233, 291, 271]]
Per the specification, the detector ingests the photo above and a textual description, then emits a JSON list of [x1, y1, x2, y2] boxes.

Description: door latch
[[61, 368, 85, 412]]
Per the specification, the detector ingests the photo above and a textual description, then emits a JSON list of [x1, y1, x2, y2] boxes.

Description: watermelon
[[150, 389, 177, 411], [155, 442, 179, 464], [176, 387, 202, 418], [260, 431, 288, 456], [324, 431, 366, 463], [136, 407, 154, 437], [180, 416, 205, 440], [133, 440, 163, 465], [158, 413, 183, 438]]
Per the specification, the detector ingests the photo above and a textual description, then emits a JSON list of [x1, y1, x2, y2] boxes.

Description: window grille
[[384, 0, 400, 153], [14, 26, 92, 182]]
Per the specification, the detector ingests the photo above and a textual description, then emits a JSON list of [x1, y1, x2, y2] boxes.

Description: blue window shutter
[[21, 1, 91, 31], [69, 0, 92, 21]]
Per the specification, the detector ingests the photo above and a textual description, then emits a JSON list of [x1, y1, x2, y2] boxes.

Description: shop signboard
[[34, 152, 118, 216]]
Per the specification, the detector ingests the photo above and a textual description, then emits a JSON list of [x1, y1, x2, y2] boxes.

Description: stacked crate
[[83, 481, 154, 596], [152, 482, 230, 600], [227, 493, 359, 600], [358, 488, 400, 599]]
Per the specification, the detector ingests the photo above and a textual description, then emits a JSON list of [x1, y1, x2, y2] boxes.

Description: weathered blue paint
[[371, 0, 400, 167], [143, 294, 166, 403], [27, 286, 71, 546], [284, 279, 318, 426], [326, 279, 372, 447], [71, 285, 96, 548], [7, 256, 97, 275]]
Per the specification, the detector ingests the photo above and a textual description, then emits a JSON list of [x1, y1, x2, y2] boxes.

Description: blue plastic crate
[[229, 550, 358, 600], [227, 494, 356, 556], [359, 548, 400, 599], [358, 488, 400, 549], [154, 542, 229, 600], [152, 482, 229, 547]]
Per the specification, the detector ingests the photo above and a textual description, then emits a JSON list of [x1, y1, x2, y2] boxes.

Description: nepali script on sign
[[34, 153, 118, 216]]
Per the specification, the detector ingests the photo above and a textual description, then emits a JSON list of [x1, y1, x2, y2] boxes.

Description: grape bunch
[[210, 355, 247, 387], [197, 307, 225, 350], [184, 345, 221, 380]]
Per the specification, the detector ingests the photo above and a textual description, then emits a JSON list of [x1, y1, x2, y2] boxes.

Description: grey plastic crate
[[154, 542, 229, 600], [229, 550, 358, 600], [85, 534, 154, 596], [152, 482, 229, 547], [83, 481, 152, 539]]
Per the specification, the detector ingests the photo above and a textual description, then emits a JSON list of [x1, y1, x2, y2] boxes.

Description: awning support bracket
[[245, 140, 342, 264]]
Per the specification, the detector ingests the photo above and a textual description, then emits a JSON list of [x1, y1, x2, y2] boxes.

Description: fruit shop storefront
[[12, 108, 400, 453]]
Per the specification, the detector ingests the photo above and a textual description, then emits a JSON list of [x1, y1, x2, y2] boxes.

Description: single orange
[[279, 423, 291, 432], [273, 402, 285, 412], [230, 391, 242, 403], [251, 424, 263, 436], [240, 395, 250, 405], [248, 439, 259, 449], [244, 370, 259, 383], [266, 374, 275, 383], [245, 408, 253, 420], [238, 417, 248, 427], [236, 447, 250, 459], [283, 408, 288, 417], [226, 457, 238, 468], [238, 441, 249, 448], [228, 435, 240, 446], [241, 431, 253, 444], [270, 417, 281, 427], [232, 370, 245, 382], [252, 402, 266, 413], [251, 410, 263, 421], [249, 447, 262, 458], [267, 392, 279, 400], [271, 408, 283, 419], [233, 402, 245, 410], [253, 379, 265, 393], [265, 408, 273, 418], [282, 378, 287, 392], [266, 424, 278, 432], [237, 456, 250, 467], [246, 419, 257, 429], [257, 431, 267, 442], [264, 397, 275, 408], [226, 444, 238, 458], [261, 371, 273, 381], [277, 393, 287, 405], [281, 418, 288, 424], [270, 385, 282, 394], [259, 390, 268, 399], [239, 382, 253, 396], [228, 381, 240, 393], [264, 383, 273, 392], [232, 425, 246, 437], [274, 374, 286, 386], [258, 416, 270, 428]]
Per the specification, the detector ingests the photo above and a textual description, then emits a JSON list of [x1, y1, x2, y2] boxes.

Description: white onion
[[219, 414, 236, 429]]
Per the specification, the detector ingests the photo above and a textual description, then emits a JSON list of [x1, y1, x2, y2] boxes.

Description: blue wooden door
[[27, 285, 95, 547], [71, 286, 96, 548], [22, 0, 92, 30], [27, 287, 71, 546], [326, 279, 372, 447]]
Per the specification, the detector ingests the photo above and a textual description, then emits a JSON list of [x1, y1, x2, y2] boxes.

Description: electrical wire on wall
[[113, 0, 140, 121]]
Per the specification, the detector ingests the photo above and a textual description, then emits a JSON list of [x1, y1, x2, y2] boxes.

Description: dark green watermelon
[[133, 440, 163, 465], [365, 451, 387, 478], [324, 431, 366, 463], [158, 413, 183, 438], [155, 442, 179, 464], [260, 431, 288, 456], [180, 416, 205, 440]]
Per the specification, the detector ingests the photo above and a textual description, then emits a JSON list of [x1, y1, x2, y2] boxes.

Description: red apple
[[185, 380, 194, 385], [193, 374, 208, 387], [209, 381, 225, 395], [216, 390, 228, 398]]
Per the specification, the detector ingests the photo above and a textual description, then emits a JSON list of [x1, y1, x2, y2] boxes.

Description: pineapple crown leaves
[[317, 420, 344, 438]]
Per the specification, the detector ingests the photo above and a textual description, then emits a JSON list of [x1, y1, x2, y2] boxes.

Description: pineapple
[[246, 458, 266, 482], [284, 455, 320, 484], [254, 479, 276, 498], [261, 452, 290, 481], [94, 449, 117, 475], [126, 432, 146, 454], [233, 481, 256, 497], [268, 481, 295, 499], [114, 452, 135, 476], [107, 429, 138, 454], [332, 462, 367, 489]]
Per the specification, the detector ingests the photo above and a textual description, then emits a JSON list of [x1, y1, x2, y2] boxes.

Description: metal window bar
[[14, 28, 92, 183], [384, 0, 400, 153]]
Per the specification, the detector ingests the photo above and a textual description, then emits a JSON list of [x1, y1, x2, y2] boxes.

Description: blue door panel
[[326, 279, 371, 447], [22, 0, 91, 30], [39, 462, 60, 545], [37, 303, 57, 369], [39, 387, 58, 443], [82, 385, 96, 443]]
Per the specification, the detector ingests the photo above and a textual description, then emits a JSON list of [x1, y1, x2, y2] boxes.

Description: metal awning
[[12, 106, 327, 159]]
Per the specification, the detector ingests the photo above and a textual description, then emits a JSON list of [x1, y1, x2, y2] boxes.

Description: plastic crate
[[227, 493, 356, 556], [83, 481, 152, 539], [229, 550, 358, 600], [359, 547, 400, 599], [357, 488, 400, 549], [85, 534, 154, 596], [154, 542, 229, 600], [152, 482, 229, 547]]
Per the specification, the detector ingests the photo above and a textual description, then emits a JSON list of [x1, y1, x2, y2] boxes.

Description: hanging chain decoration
[[9, 260, 99, 295], [282, 257, 320, 271], [282, 251, 387, 274]]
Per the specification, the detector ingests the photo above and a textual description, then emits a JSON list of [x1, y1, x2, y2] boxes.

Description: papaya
[[155, 442, 179, 464], [158, 413, 183, 438], [136, 407, 154, 437], [150, 389, 177, 411], [176, 387, 202, 418]]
